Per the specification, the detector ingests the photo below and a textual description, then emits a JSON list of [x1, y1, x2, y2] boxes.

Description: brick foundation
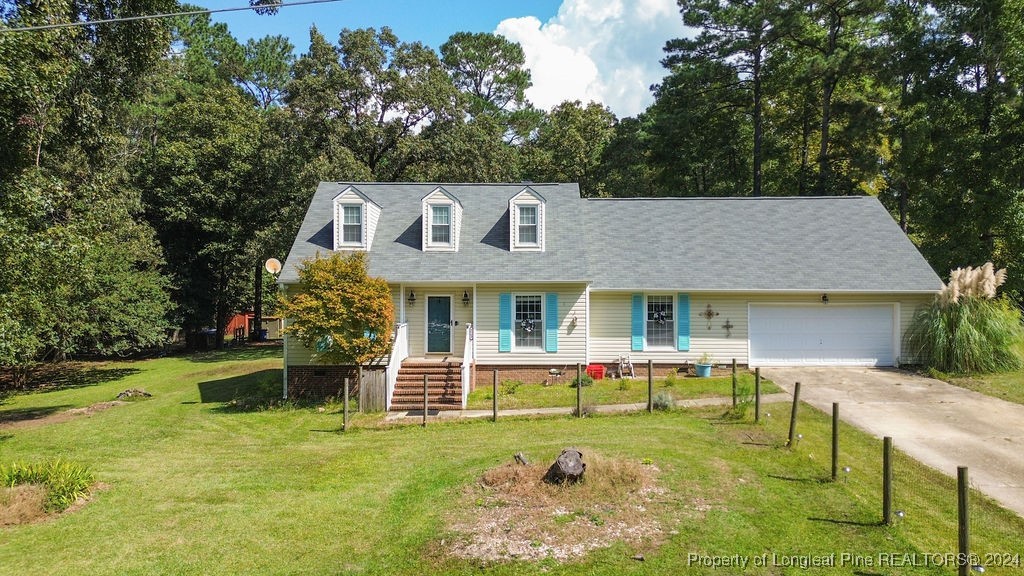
[[287, 365, 359, 400]]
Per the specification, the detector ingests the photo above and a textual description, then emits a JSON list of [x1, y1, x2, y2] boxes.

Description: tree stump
[[544, 448, 585, 484]]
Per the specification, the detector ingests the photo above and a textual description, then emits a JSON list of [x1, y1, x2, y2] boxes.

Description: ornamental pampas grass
[[909, 262, 1024, 373], [937, 262, 1007, 305]]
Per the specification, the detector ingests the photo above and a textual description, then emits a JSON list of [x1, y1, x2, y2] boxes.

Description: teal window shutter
[[498, 293, 512, 352], [545, 293, 558, 352], [677, 293, 690, 351], [631, 293, 644, 351]]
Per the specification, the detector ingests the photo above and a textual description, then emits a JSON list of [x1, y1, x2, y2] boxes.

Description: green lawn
[[2, 347, 1022, 575], [467, 373, 782, 410], [943, 370, 1024, 406]]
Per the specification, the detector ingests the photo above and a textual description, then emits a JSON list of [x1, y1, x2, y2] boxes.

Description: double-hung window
[[514, 295, 543, 350], [341, 205, 363, 245], [518, 205, 538, 245], [431, 205, 451, 245], [646, 295, 674, 348]]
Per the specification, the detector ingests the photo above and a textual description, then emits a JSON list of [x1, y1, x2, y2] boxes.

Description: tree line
[[1, 0, 1022, 376]]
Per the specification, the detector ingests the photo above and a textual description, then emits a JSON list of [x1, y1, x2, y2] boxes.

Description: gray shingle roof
[[281, 183, 943, 292], [280, 182, 591, 284]]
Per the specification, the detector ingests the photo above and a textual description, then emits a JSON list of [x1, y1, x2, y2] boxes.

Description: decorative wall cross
[[701, 304, 719, 329], [722, 318, 734, 337]]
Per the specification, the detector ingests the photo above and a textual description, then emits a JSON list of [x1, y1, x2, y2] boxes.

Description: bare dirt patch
[[0, 484, 49, 526], [0, 401, 126, 431], [444, 452, 675, 563], [0, 482, 106, 527]]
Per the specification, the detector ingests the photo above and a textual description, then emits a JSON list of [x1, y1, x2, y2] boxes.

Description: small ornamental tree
[[279, 252, 394, 365]]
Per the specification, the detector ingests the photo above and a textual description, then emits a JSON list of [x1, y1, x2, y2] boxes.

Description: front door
[[426, 296, 452, 353]]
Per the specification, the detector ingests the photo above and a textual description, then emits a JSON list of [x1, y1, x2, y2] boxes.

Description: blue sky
[[199, 0, 561, 51], [196, 0, 690, 118]]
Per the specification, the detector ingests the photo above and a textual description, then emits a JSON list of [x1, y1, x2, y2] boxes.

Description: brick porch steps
[[390, 361, 463, 411]]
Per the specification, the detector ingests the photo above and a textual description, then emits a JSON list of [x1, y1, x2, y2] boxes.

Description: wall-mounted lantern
[[821, 293, 829, 305], [407, 291, 417, 306], [462, 290, 471, 306]]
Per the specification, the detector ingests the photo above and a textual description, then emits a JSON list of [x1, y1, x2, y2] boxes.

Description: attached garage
[[748, 304, 896, 366]]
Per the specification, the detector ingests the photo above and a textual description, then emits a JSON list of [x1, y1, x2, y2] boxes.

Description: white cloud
[[495, 0, 691, 118]]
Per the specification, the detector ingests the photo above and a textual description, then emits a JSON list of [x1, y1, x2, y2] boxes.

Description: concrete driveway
[[762, 367, 1024, 518]]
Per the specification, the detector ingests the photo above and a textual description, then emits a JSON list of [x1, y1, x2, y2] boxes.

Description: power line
[[0, 0, 346, 33]]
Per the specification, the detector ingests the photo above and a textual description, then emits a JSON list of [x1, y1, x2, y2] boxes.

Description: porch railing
[[461, 323, 474, 408], [385, 323, 409, 411]]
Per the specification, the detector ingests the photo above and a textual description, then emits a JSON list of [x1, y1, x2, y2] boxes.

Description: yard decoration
[[544, 448, 585, 484]]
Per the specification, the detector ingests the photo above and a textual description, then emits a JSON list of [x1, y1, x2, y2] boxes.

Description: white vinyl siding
[[475, 284, 586, 364], [589, 292, 932, 365]]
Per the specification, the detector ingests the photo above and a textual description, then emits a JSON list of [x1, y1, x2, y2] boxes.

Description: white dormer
[[421, 187, 462, 252], [509, 188, 545, 252], [333, 186, 381, 251]]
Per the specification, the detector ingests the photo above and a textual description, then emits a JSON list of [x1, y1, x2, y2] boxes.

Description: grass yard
[[942, 370, 1024, 406], [1, 347, 1023, 575], [466, 373, 782, 410]]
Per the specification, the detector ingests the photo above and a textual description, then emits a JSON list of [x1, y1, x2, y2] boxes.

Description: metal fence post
[[647, 359, 653, 413]]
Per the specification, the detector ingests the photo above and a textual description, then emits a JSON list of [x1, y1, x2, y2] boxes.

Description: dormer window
[[332, 186, 380, 251], [421, 187, 462, 252], [431, 205, 452, 245], [509, 188, 545, 252], [341, 205, 363, 244], [518, 205, 538, 245]]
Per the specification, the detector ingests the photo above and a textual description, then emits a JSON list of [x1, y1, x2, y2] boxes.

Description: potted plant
[[695, 352, 713, 378]]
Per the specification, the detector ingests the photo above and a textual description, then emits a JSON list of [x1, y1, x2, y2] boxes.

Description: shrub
[[907, 296, 1024, 374], [0, 459, 94, 512], [663, 368, 678, 387], [617, 378, 631, 391], [570, 373, 594, 388], [500, 379, 523, 396], [652, 391, 674, 411]]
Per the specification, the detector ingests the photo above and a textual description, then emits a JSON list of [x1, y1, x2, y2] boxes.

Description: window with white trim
[[341, 205, 363, 245], [514, 295, 543, 350], [646, 295, 674, 348], [518, 205, 538, 245], [430, 204, 451, 245]]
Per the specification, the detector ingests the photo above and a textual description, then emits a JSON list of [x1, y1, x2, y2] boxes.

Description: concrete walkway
[[763, 367, 1024, 518], [385, 393, 791, 421]]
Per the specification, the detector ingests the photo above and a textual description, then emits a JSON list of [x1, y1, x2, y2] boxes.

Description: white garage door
[[749, 305, 895, 366]]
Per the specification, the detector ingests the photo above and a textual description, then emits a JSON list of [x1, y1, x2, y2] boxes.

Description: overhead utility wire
[[0, 0, 345, 33]]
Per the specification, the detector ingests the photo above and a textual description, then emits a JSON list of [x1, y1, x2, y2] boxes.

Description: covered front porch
[[384, 296, 476, 411]]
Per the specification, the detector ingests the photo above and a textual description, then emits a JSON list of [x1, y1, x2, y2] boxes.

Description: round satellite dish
[[265, 258, 282, 275]]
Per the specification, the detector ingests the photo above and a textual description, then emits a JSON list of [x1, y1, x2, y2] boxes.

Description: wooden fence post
[[883, 436, 893, 524], [576, 363, 582, 418], [492, 369, 498, 423], [731, 358, 737, 407], [958, 466, 970, 576], [831, 403, 839, 481], [754, 367, 761, 422], [422, 374, 428, 428], [647, 359, 653, 413], [357, 365, 363, 413], [787, 382, 801, 447], [343, 377, 349, 432]]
